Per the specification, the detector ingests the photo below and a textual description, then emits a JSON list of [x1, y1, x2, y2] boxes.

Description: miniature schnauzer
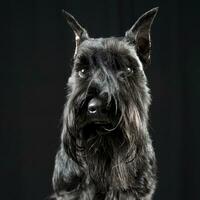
[[52, 7, 158, 200]]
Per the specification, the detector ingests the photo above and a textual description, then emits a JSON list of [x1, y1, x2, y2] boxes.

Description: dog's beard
[[62, 96, 149, 190], [78, 121, 127, 190]]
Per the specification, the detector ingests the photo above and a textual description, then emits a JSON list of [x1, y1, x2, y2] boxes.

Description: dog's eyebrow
[[76, 55, 90, 66], [126, 56, 140, 68], [113, 54, 140, 70]]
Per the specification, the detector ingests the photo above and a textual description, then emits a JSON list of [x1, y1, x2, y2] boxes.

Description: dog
[[52, 7, 158, 200]]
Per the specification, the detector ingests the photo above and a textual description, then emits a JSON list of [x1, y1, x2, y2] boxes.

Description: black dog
[[52, 7, 158, 200]]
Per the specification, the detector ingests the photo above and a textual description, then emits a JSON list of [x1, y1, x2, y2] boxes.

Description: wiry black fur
[[52, 8, 158, 200]]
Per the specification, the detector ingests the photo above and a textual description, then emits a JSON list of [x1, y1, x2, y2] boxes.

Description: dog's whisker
[[87, 137, 100, 152], [87, 134, 98, 143], [104, 111, 124, 132]]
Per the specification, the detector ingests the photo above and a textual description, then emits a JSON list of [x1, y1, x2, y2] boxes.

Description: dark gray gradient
[[1, 0, 200, 200]]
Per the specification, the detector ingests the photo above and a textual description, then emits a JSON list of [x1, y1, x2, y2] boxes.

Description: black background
[[1, 0, 200, 200]]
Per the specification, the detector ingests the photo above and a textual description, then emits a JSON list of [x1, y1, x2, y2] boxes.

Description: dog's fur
[[52, 8, 158, 200]]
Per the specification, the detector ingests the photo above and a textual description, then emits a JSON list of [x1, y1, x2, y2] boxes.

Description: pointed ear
[[62, 10, 89, 56], [125, 7, 158, 66]]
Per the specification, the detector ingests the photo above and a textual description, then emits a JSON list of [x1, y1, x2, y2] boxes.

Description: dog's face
[[61, 8, 158, 162]]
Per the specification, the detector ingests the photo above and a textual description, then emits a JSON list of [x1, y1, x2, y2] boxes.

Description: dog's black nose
[[88, 98, 103, 115]]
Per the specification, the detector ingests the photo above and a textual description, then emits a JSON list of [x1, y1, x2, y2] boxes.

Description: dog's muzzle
[[87, 97, 116, 123], [79, 96, 120, 137]]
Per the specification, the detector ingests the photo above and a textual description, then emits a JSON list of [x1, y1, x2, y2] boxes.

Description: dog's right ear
[[62, 10, 89, 57]]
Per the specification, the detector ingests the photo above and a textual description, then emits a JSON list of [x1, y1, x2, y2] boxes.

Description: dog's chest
[[83, 146, 134, 191]]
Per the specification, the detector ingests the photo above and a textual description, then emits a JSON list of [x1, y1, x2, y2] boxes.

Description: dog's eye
[[78, 68, 87, 78], [126, 67, 134, 75]]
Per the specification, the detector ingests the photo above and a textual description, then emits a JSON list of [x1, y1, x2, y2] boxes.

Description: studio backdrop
[[1, 0, 200, 200]]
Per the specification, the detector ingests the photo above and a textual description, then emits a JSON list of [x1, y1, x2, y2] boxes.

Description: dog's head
[[61, 8, 158, 163]]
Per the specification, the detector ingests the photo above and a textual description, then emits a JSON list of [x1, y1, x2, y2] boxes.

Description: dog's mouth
[[91, 122, 114, 135], [80, 120, 118, 139]]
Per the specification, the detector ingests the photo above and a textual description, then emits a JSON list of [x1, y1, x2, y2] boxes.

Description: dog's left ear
[[125, 7, 158, 66], [62, 10, 89, 57]]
